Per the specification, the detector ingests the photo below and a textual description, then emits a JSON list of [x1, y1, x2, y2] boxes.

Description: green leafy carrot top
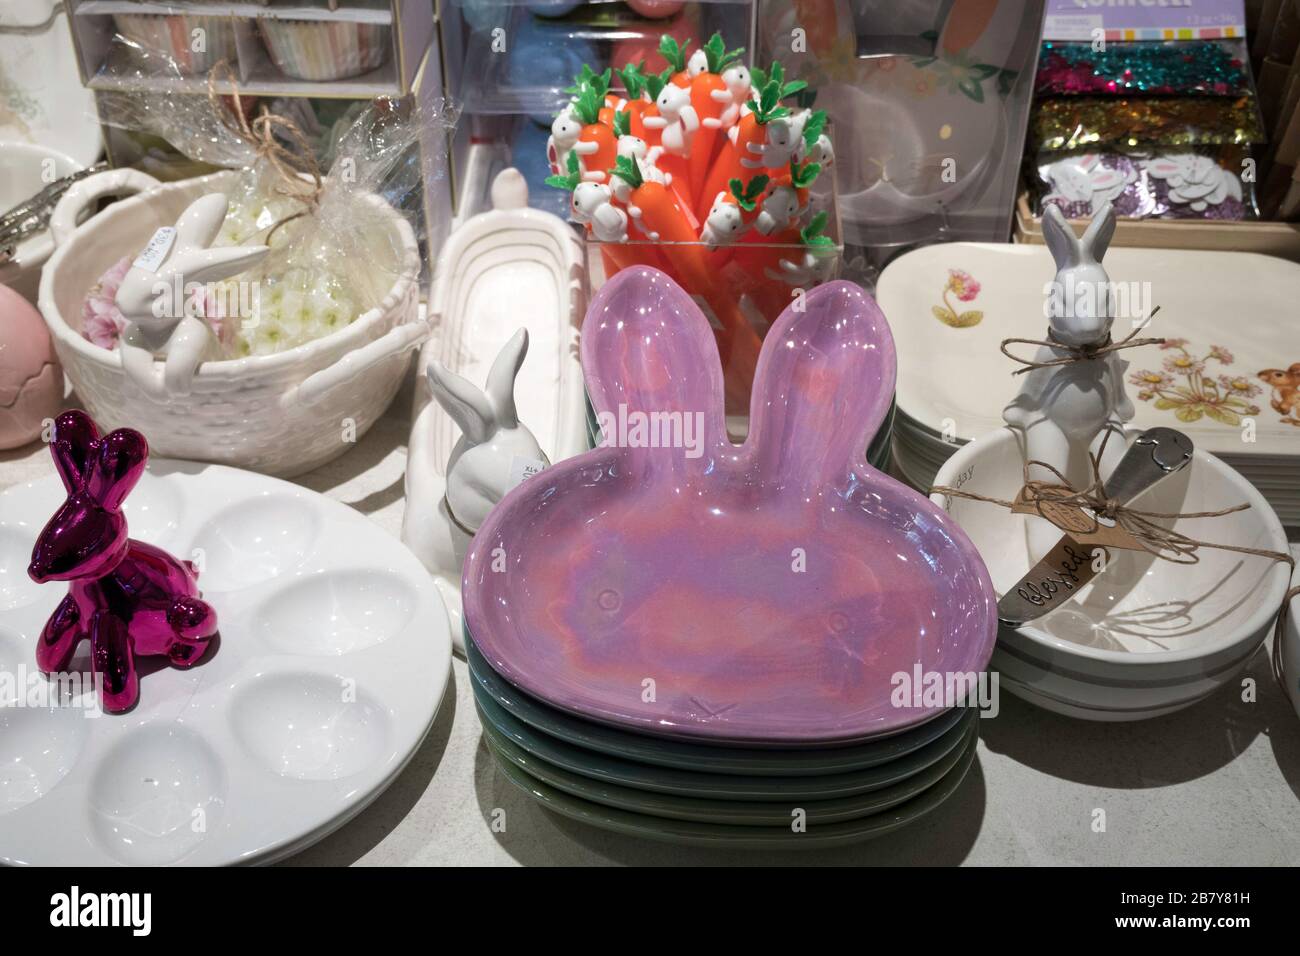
[[728, 175, 769, 211], [701, 32, 744, 74], [545, 150, 582, 192], [658, 35, 692, 74], [748, 61, 808, 125]]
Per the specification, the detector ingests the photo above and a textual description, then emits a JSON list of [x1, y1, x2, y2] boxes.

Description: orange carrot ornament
[[567, 71, 618, 184], [701, 175, 768, 249], [755, 159, 820, 235], [610, 154, 761, 402], [641, 69, 698, 226], [657, 35, 693, 88], [696, 64, 806, 221], [688, 33, 745, 208], [615, 62, 652, 139]]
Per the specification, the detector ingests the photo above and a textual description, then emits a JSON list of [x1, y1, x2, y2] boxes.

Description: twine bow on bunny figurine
[[1000, 202, 1164, 564], [27, 411, 219, 714]]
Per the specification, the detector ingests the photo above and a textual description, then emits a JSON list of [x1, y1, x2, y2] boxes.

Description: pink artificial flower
[[80, 256, 134, 349], [1208, 344, 1234, 364]]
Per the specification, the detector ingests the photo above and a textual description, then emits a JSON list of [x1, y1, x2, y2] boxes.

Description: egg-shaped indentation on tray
[[0, 705, 91, 816], [121, 472, 183, 545], [89, 725, 225, 865], [0, 628, 23, 679], [0, 526, 42, 611], [256, 570, 417, 656], [189, 493, 321, 591], [231, 671, 391, 780]]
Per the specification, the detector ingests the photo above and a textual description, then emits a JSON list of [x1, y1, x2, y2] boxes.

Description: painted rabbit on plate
[[27, 410, 218, 713]]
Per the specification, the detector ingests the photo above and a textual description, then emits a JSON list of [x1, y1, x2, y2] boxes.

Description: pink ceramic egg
[[0, 284, 63, 449]]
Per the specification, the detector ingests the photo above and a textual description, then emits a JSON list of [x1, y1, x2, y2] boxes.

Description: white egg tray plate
[[0, 462, 451, 865]]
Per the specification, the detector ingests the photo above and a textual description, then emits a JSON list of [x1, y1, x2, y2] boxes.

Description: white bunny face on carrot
[[743, 108, 807, 170], [426, 328, 549, 532], [754, 185, 802, 236], [644, 84, 699, 157], [571, 182, 628, 242], [548, 107, 583, 176], [702, 191, 745, 248], [707, 64, 752, 130], [114, 192, 268, 398]]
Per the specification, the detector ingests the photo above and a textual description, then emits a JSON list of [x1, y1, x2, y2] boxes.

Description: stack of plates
[[466, 269, 996, 847], [878, 243, 1300, 525], [468, 634, 979, 848]]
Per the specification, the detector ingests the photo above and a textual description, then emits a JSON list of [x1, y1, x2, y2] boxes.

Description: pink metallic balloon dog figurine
[[27, 410, 218, 713]]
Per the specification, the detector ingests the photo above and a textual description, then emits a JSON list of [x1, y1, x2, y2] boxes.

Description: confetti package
[[1031, 1, 1266, 221], [1031, 96, 1265, 150], [1035, 39, 1252, 97], [1032, 148, 1256, 221]]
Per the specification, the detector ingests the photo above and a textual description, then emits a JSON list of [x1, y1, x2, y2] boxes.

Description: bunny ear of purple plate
[[462, 267, 997, 746], [1036, 148, 1254, 221]]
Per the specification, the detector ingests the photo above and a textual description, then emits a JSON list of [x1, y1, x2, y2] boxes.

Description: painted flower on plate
[[1217, 374, 1260, 398], [1163, 354, 1205, 377], [932, 269, 984, 327], [1134, 342, 1257, 425]]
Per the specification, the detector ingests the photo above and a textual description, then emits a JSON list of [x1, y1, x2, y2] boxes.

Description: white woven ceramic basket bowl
[[38, 169, 425, 477]]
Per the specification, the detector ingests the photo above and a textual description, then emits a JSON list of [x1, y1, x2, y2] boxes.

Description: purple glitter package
[[1036, 40, 1252, 97], [1034, 148, 1255, 221]]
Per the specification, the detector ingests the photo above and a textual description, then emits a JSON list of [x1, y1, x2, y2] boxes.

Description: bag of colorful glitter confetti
[[1031, 148, 1259, 222], [1035, 39, 1256, 98], [1029, 94, 1267, 151]]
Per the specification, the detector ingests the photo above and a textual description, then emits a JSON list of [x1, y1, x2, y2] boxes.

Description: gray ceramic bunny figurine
[[1003, 202, 1136, 564]]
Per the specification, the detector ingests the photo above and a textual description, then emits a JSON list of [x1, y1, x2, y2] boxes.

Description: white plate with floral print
[[0, 459, 451, 865], [878, 243, 1300, 459]]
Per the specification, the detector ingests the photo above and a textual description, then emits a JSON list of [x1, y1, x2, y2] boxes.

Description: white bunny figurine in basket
[[115, 193, 269, 398], [1002, 201, 1136, 564], [426, 327, 549, 540]]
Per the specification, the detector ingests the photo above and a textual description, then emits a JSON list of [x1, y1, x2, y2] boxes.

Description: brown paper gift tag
[[1009, 489, 1146, 551]]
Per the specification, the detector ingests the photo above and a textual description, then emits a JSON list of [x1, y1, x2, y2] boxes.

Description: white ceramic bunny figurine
[[1003, 202, 1135, 565], [115, 193, 268, 398], [427, 327, 549, 534]]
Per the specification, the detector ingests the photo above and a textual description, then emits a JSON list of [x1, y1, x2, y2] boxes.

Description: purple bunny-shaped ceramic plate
[[463, 268, 996, 744]]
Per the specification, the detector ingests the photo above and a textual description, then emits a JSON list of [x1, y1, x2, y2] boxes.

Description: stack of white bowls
[[931, 428, 1291, 721]]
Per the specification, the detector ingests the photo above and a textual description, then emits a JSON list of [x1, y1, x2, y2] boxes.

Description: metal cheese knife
[[997, 428, 1194, 628]]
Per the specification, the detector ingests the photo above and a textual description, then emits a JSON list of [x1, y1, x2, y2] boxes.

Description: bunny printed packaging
[[1034, 148, 1255, 221]]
